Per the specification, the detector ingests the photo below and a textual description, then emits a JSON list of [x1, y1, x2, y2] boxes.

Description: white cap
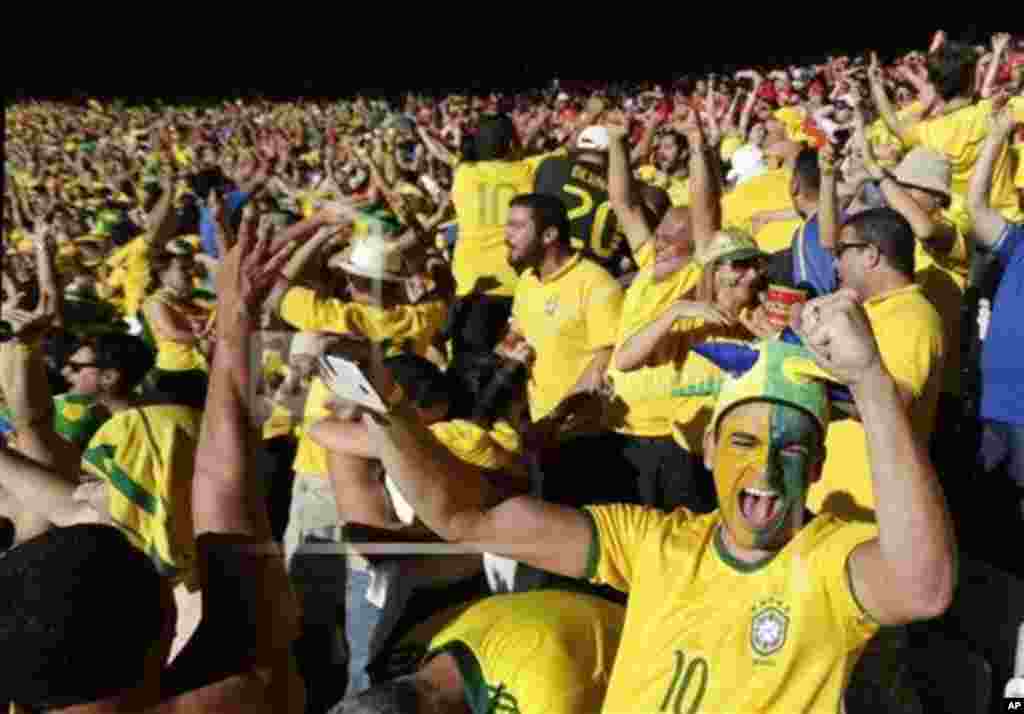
[[577, 126, 610, 152], [557, 92, 569, 102], [727, 145, 769, 185]]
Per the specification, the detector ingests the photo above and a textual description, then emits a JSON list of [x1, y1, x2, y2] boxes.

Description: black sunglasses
[[65, 361, 106, 372], [834, 242, 872, 259]]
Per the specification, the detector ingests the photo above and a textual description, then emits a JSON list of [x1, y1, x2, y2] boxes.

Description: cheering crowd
[[3, 29, 1024, 714]]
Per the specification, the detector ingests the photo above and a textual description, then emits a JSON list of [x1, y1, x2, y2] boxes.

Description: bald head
[[653, 206, 694, 279], [764, 140, 802, 168]]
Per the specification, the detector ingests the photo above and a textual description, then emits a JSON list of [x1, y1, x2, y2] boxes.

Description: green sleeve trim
[[845, 550, 881, 626], [582, 508, 601, 582], [431, 641, 490, 714]]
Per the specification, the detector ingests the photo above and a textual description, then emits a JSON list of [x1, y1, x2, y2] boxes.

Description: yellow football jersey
[[511, 254, 623, 421], [450, 150, 565, 298], [905, 97, 1024, 228], [382, 591, 625, 714], [585, 505, 879, 713], [809, 285, 944, 520], [635, 165, 691, 207], [81, 405, 201, 590], [721, 168, 802, 254], [609, 242, 708, 438]]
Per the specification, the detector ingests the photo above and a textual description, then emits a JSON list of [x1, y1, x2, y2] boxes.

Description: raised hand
[[791, 288, 883, 386], [215, 217, 296, 342], [988, 103, 1017, 140], [992, 32, 1012, 54], [4, 292, 56, 343], [868, 52, 884, 84]]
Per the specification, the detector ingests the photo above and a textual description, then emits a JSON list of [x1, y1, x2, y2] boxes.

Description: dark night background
[[7, 27, 1006, 104]]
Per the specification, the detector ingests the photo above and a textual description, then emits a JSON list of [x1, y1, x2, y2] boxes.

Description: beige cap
[[892, 147, 952, 206]]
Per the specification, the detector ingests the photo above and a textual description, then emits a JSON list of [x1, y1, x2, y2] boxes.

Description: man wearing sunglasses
[[807, 207, 944, 523]]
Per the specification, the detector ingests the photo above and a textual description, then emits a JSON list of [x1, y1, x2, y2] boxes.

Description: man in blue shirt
[[789, 147, 840, 297], [967, 106, 1024, 517], [191, 168, 251, 259]]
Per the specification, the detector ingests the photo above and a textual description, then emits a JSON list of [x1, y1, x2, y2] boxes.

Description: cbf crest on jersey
[[751, 598, 790, 658]]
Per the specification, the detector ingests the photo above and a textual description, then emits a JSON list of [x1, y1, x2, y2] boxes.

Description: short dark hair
[[842, 207, 916, 278], [0, 525, 165, 710], [927, 42, 977, 101], [448, 351, 528, 424], [509, 193, 571, 245], [794, 147, 822, 195], [333, 676, 423, 714], [190, 167, 228, 201], [384, 354, 452, 412], [89, 333, 157, 394], [474, 114, 517, 161]]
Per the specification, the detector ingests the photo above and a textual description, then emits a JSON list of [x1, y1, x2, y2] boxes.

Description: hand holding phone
[[318, 354, 390, 414]]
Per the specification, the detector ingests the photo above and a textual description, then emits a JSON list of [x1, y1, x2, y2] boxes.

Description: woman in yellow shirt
[[140, 239, 213, 405]]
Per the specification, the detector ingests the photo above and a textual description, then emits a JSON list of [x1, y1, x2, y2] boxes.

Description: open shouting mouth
[[739, 487, 787, 530]]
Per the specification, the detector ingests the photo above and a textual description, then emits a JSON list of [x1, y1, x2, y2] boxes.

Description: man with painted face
[[335, 288, 955, 714]]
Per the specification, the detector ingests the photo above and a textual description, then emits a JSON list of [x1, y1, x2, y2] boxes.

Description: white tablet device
[[318, 354, 389, 414]]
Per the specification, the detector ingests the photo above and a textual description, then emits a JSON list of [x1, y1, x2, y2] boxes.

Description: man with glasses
[[807, 207, 944, 522]]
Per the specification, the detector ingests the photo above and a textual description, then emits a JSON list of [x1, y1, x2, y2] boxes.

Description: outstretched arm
[[362, 399, 593, 578]]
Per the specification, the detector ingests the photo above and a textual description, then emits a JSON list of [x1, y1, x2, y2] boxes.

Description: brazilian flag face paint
[[714, 401, 821, 551]]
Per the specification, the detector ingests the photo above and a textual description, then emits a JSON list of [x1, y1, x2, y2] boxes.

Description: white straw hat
[[328, 233, 408, 282]]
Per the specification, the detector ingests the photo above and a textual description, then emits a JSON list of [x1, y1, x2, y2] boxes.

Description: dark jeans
[[980, 419, 1024, 490]]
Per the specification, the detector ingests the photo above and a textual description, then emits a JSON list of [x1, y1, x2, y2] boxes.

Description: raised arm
[[608, 125, 654, 256], [869, 52, 917, 146], [147, 174, 179, 247], [416, 126, 457, 168], [737, 72, 765, 140], [266, 213, 351, 318], [629, 111, 664, 165], [818, 145, 840, 251], [967, 105, 1016, 249], [32, 227, 64, 328], [980, 33, 1012, 99], [679, 109, 722, 259], [0, 308, 88, 531], [188, 223, 304, 712], [795, 290, 955, 625], [857, 121, 956, 254]]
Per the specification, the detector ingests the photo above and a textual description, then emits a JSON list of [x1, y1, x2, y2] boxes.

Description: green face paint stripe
[[756, 403, 814, 547]]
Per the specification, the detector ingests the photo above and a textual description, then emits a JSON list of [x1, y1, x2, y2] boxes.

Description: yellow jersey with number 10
[[584, 505, 879, 714], [451, 150, 565, 298]]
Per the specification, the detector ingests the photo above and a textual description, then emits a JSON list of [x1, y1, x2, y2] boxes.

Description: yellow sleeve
[[583, 504, 672, 591], [279, 286, 348, 333], [585, 271, 624, 351], [633, 241, 656, 271], [1015, 145, 1024, 190], [811, 521, 881, 648], [1011, 97, 1024, 124], [876, 309, 943, 400], [521, 147, 568, 175], [902, 118, 924, 148]]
